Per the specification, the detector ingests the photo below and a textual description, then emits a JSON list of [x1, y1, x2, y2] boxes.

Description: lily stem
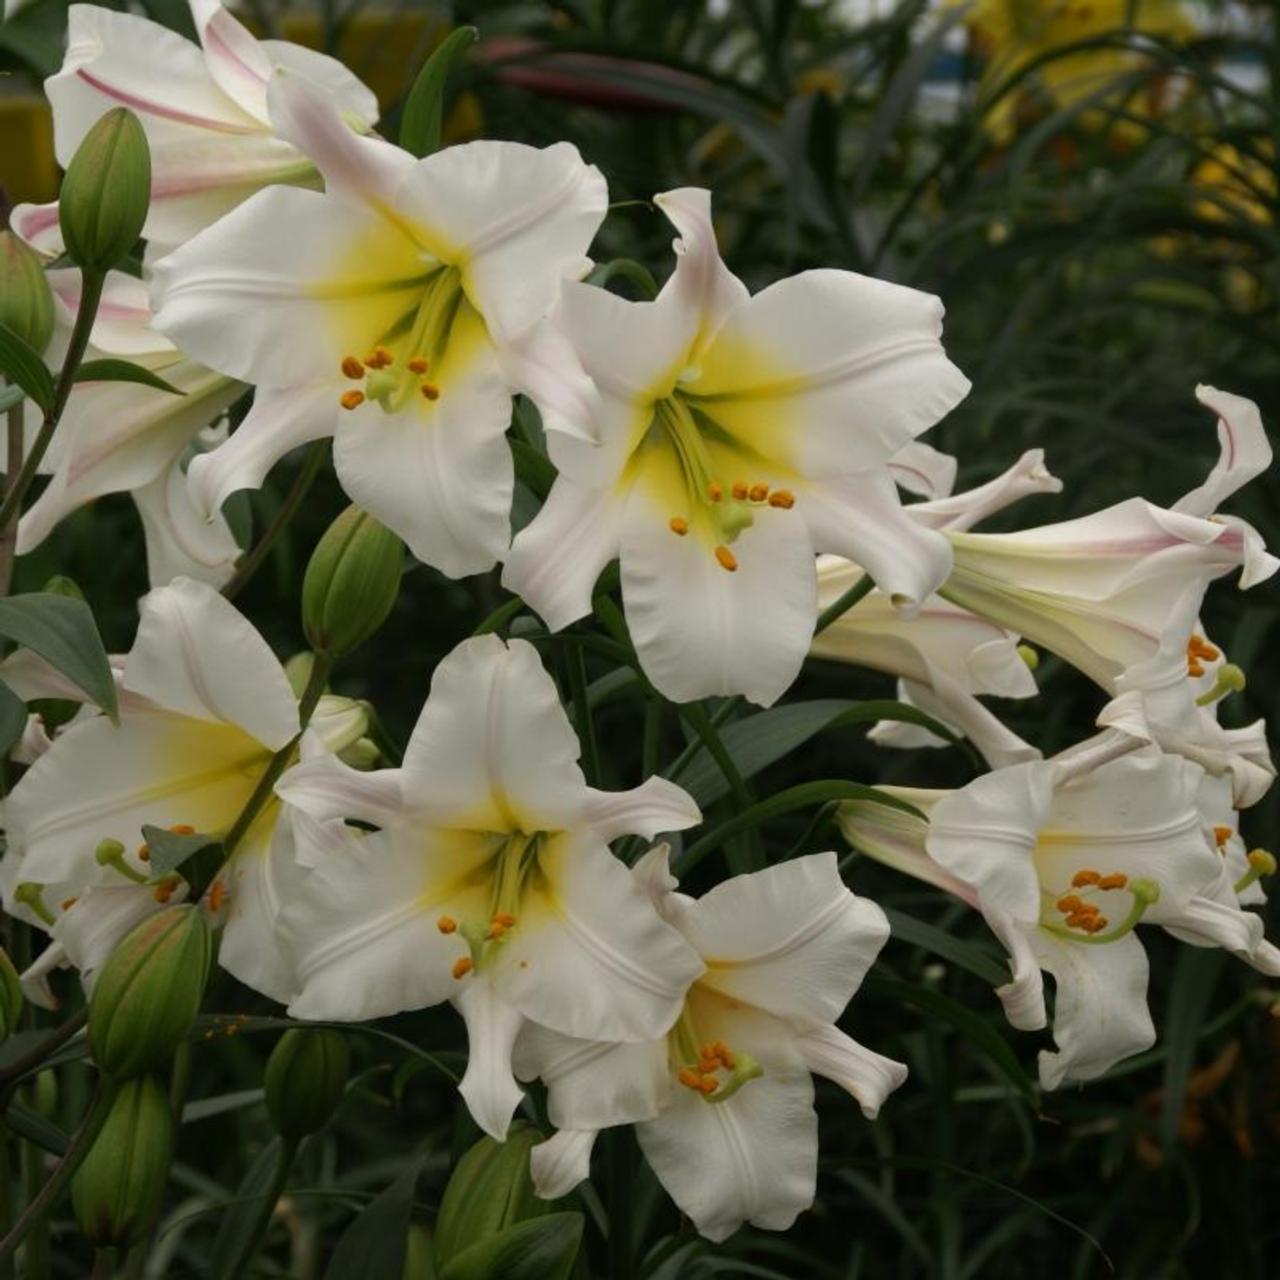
[[222, 1136, 299, 1278], [222, 438, 329, 602], [0, 1009, 88, 1102], [0, 388, 24, 597], [0, 1075, 118, 1266], [815, 571, 872, 634], [0, 271, 104, 544]]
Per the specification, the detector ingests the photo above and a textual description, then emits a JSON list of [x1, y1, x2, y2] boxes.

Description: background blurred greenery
[[3, 1, 1279, 1276]]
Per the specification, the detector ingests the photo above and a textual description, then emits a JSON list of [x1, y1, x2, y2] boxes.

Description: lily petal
[[579, 776, 701, 843], [794, 1023, 907, 1119], [124, 577, 299, 750], [453, 981, 527, 1140], [530, 1129, 598, 1199], [133, 461, 241, 588]]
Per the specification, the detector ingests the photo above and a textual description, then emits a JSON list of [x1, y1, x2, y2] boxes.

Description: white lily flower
[[16, 267, 243, 588], [514, 848, 905, 1242], [812, 557, 1040, 767], [0, 578, 366, 1005], [906, 448, 1063, 532], [151, 74, 607, 578], [1100, 588, 1275, 808], [939, 386, 1277, 692], [11, 0, 379, 254], [274, 634, 704, 1140], [888, 439, 958, 500], [503, 187, 970, 706], [840, 747, 1279, 1088]]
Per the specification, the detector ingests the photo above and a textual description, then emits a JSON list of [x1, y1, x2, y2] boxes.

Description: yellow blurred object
[[1191, 140, 1276, 227], [949, 0, 1195, 145], [0, 96, 59, 206]]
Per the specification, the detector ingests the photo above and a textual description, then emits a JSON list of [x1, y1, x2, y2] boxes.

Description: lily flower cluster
[[0, 0, 1276, 1248]]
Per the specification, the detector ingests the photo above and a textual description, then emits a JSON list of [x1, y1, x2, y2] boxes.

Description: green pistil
[[1196, 663, 1247, 707], [1043, 877, 1161, 945], [458, 831, 545, 973], [95, 837, 148, 885], [654, 396, 755, 544], [705, 1052, 764, 1104], [13, 881, 55, 927], [1234, 849, 1276, 895]]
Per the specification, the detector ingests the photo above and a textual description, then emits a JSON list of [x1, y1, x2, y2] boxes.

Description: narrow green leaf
[[4, 1101, 70, 1157], [73, 358, 186, 395], [210, 1137, 289, 1279], [882, 906, 1011, 988], [0, 677, 27, 756], [0, 319, 54, 414], [677, 699, 963, 809], [440, 1213, 584, 1280], [0, 593, 118, 720], [585, 258, 659, 299], [399, 27, 479, 158], [868, 974, 1038, 1103], [324, 1150, 428, 1280], [1160, 947, 1225, 1149]]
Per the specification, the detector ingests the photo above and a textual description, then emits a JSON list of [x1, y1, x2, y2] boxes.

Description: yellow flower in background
[[1191, 139, 1276, 228], [953, 0, 1195, 144]]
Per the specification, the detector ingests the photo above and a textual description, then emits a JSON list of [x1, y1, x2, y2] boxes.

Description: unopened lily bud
[[58, 107, 151, 273], [284, 651, 316, 699], [72, 1075, 173, 1248], [0, 231, 54, 355], [41, 574, 86, 600], [264, 1028, 350, 1140], [0, 948, 22, 1042], [302, 505, 403, 658], [434, 1123, 550, 1267], [339, 737, 381, 770], [88, 905, 212, 1078]]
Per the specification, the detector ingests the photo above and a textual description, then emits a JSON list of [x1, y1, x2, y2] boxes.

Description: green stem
[[678, 701, 752, 812], [0, 271, 104, 539], [565, 644, 600, 786], [0, 391, 24, 598], [0, 1009, 88, 1099], [222, 1136, 299, 1278], [0, 1076, 119, 1266], [814, 572, 873, 634], [221, 439, 329, 602], [91, 1247, 116, 1280]]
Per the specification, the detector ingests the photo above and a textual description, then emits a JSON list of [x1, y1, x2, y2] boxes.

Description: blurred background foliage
[[3, 1, 1279, 1276]]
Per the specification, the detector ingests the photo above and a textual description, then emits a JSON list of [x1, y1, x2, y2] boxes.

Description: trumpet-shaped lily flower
[[274, 635, 704, 1139], [839, 745, 1278, 1088], [502, 187, 970, 706], [17, 266, 243, 587], [812, 560, 1040, 767], [12, 1, 380, 254], [939, 386, 1277, 692], [905, 448, 1063, 533], [0, 577, 368, 1004], [514, 848, 905, 1242], [152, 74, 607, 578]]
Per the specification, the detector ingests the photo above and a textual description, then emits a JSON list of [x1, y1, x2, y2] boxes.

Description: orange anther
[[731, 481, 749, 501], [768, 490, 796, 509], [420, 382, 440, 401], [487, 922, 506, 939], [208, 881, 227, 912], [1071, 869, 1101, 887], [137, 844, 150, 862], [407, 357, 430, 374], [714, 545, 738, 572], [707, 483, 723, 503], [1056, 894, 1085, 913], [1064, 912, 1091, 929], [340, 390, 366, 411], [493, 912, 517, 928], [749, 483, 769, 503], [452, 956, 473, 980], [365, 346, 394, 369], [1214, 826, 1233, 848], [168, 824, 195, 836], [1082, 915, 1109, 934], [1097, 873, 1128, 890], [153, 879, 177, 904], [695, 1076, 719, 1095], [1187, 634, 1220, 676], [341, 356, 365, 380], [60, 896, 78, 911], [437, 916, 458, 934], [678, 1068, 703, 1090], [669, 516, 689, 536], [697, 1057, 720, 1074]]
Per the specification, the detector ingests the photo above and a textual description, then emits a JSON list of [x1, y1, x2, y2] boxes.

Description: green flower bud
[[88, 905, 212, 1078], [302, 505, 403, 658], [434, 1124, 550, 1268], [41, 574, 86, 601], [284, 651, 316, 699], [0, 231, 54, 355], [72, 1075, 173, 1248], [58, 107, 151, 273], [264, 1028, 350, 1140], [0, 947, 23, 1042]]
